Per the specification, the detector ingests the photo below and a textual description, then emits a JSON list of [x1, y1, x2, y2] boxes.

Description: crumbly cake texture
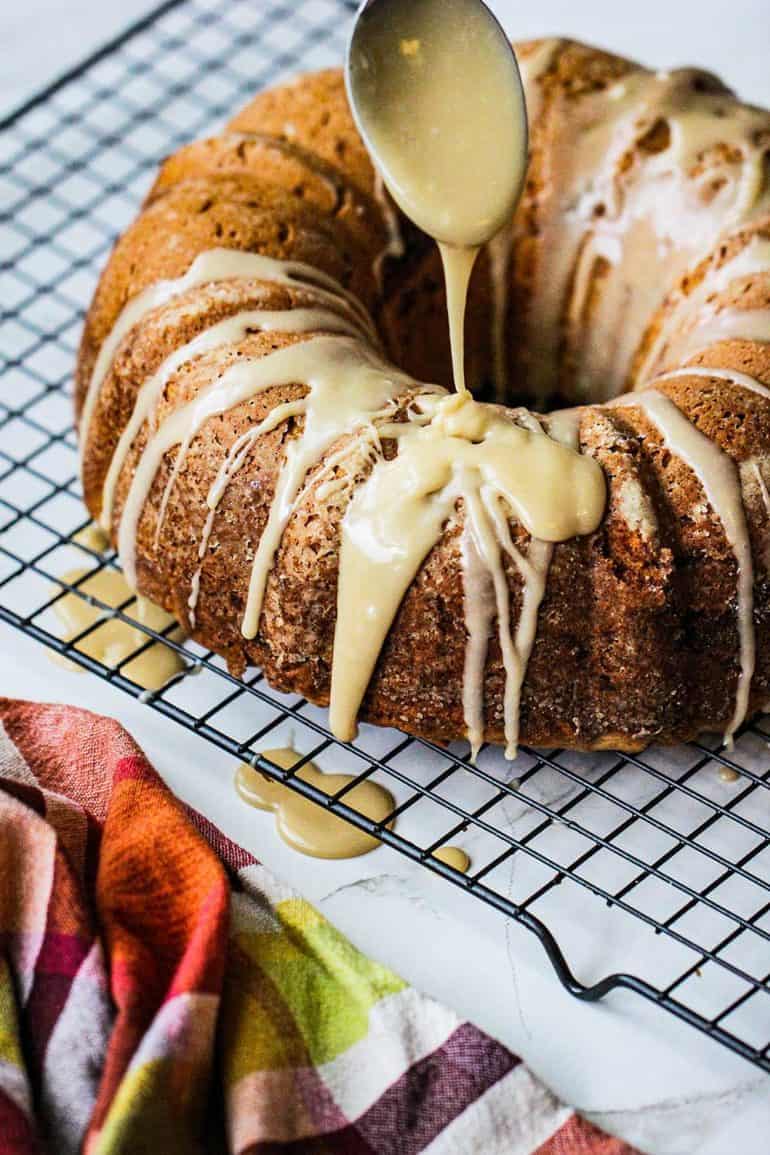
[[77, 40, 770, 752]]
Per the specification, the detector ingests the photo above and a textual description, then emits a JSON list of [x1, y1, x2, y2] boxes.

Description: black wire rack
[[1, 0, 769, 1075]]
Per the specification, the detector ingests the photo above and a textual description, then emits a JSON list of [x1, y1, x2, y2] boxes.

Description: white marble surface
[[2, 2, 770, 1153]]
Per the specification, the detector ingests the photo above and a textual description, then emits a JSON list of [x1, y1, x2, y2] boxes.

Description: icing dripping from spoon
[[346, 0, 528, 395]]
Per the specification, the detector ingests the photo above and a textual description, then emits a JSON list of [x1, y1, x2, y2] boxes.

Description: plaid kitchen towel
[[0, 698, 637, 1155]]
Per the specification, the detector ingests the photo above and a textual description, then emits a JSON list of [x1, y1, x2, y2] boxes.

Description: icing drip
[[371, 167, 405, 289], [440, 243, 479, 395], [518, 38, 563, 127], [80, 248, 378, 455], [529, 68, 770, 403], [485, 498, 552, 757], [487, 228, 514, 401], [462, 482, 542, 760], [459, 407, 577, 759], [117, 335, 413, 592], [614, 388, 755, 744], [120, 383, 293, 589], [460, 498, 496, 760], [72, 522, 109, 553], [636, 236, 770, 382], [753, 460, 770, 521], [331, 392, 604, 748], [240, 341, 415, 639], [101, 302, 363, 532], [311, 428, 383, 508], [329, 415, 461, 743], [185, 399, 306, 627], [671, 307, 770, 363]]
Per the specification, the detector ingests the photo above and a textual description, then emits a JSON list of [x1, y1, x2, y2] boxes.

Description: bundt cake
[[76, 39, 770, 755]]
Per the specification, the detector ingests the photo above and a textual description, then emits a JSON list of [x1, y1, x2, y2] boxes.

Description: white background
[[2, 3, 770, 1154], [3, 0, 769, 117]]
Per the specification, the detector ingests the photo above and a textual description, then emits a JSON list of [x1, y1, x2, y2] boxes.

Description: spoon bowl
[[344, 0, 528, 248]]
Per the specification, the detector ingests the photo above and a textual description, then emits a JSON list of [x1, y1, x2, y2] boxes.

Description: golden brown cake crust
[[77, 41, 770, 753]]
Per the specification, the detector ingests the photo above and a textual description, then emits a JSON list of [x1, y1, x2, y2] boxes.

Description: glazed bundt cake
[[76, 39, 770, 755]]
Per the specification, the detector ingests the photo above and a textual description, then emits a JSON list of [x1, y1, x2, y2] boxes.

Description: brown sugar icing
[[234, 747, 394, 858], [52, 567, 185, 691]]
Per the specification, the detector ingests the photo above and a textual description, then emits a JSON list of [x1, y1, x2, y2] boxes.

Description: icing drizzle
[[615, 385, 756, 743], [80, 247, 377, 456]]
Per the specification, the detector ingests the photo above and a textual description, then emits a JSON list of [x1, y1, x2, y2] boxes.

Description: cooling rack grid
[[0, 0, 769, 1074]]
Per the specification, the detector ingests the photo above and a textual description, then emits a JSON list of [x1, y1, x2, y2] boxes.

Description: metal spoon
[[344, 0, 527, 247]]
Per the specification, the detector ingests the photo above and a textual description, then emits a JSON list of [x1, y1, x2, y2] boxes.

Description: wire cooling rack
[[1, 0, 770, 1075]]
